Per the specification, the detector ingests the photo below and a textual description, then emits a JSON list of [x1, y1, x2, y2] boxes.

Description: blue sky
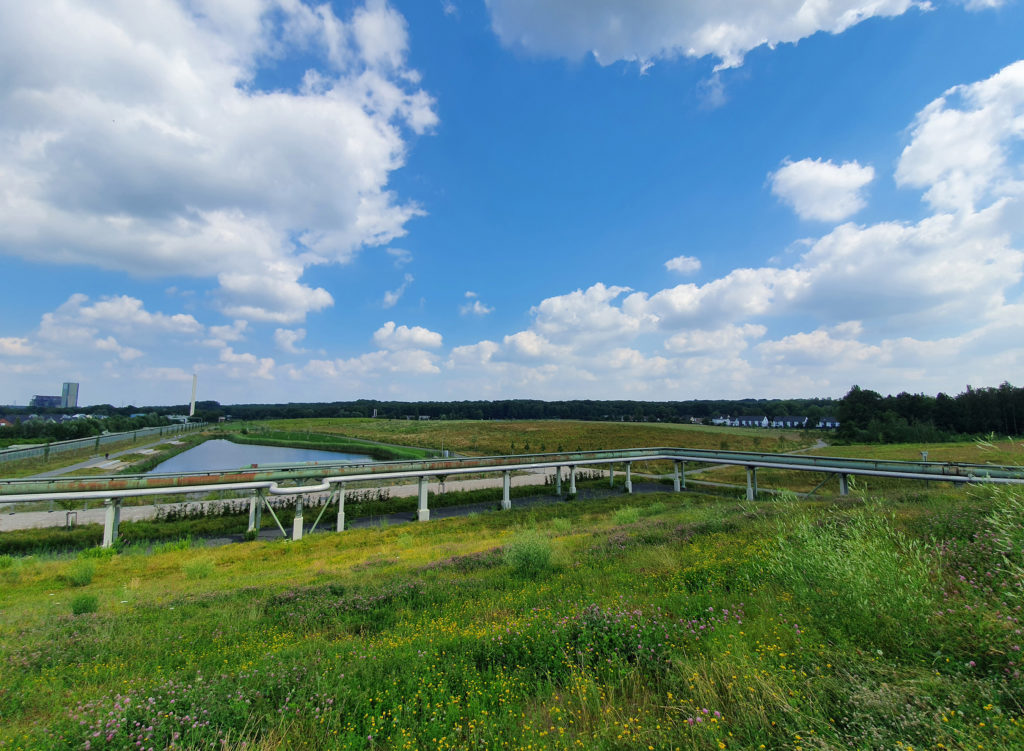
[[1, 0, 1023, 407]]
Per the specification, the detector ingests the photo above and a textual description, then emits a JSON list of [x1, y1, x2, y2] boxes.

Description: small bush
[[153, 537, 193, 554], [0, 554, 14, 569], [70, 593, 98, 615], [243, 529, 258, 542], [79, 546, 116, 560], [504, 530, 553, 578], [613, 506, 641, 524], [182, 557, 215, 580], [64, 560, 96, 587], [551, 518, 572, 533]]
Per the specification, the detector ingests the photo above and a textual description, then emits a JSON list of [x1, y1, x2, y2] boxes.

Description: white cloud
[[460, 292, 494, 316], [896, 59, 1024, 213], [532, 283, 657, 344], [219, 347, 276, 380], [485, 0, 926, 70], [95, 336, 144, 361], [382, 273, 414, 308], [664, 255, 702, 274], [770, 158, 875, 221], [204, 320, 248, 348], [274, 328, 308, 354], [0, 0, 436, 323], [0, 337, 34, 356], [387, 248, 413, 267], [664, 324, 767, 355], [39, 294, 203, 342], [373, 321, 443, 349]]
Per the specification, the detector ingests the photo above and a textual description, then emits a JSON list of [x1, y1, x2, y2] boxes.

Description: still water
[[147, 439, 373, 474]]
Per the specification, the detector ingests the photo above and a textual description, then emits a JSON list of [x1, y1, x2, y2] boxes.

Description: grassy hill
[[2, 483, 1023, 749]]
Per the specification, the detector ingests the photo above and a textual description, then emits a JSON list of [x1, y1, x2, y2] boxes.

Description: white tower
[[189, 373, 198, 418]]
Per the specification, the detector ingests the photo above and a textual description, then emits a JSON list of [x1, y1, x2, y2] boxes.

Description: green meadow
[[2, 481, 1024, 750]]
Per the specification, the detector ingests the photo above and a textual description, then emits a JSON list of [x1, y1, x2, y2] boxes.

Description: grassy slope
[[260, 418, 812, 457], [2, 487, 1023, 750]]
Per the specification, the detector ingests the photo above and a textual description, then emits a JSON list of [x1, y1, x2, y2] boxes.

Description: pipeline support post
[[680, 461, 686, 490], [609, 463, 615, 487], [674, 460, 682, 492], [336, 483, 346, 532], [555, 467, 562, 496], [625, 462, 633, 494], [839, 473, 850, 496], [101, 498, 120, 548], [292, 495, 304, 541], [569, 465, 577, 495], [746, 466, 757, 501], [418, 476, 430, 522], [247, 490, 264, 533], [502, 471, 511, 510]]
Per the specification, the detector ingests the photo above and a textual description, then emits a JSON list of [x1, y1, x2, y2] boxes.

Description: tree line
[[837, 382, 1023, 443]]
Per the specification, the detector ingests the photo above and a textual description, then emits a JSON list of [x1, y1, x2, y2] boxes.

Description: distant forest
[[836, 382, 1024, 443], [6, 382, 1022, 445]]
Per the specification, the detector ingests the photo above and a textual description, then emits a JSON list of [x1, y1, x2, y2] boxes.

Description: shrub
[[182, 557, 215, 580], [551, 517, 572, 533], [773, 502, 935, 653], [70, 593, 98, 615], [504, 530, 553, 578], [0, 554, 14, 569], [64, 560, 96, 587], [613, 506, 641, 524]]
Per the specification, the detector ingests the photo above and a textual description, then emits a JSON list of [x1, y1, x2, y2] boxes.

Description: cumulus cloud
[[274, 328, 308, 354], [485, 0, 926, 70], [665, 255, 702, 274], [460, 291, 494, 316], [373, 321, 443, 349], [896, 59, 1024, 213], [770, 158, 875, 221], [0, 0, 436, 323], [0, 337, 34, 356]]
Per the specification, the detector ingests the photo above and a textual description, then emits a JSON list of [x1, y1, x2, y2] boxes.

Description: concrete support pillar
[[625, 462, 633, 494], [555, 467, 562, 496], [680, 461, 686, 491], [247, 492, 263, 533], [673, 461, 682, 492], [609, 464, 615, 487], [502, 471, 511, 510], [839, 473, 849, 496], [418, 476, 430, 522], [746, 467, 757, 501], [336, 484, 346, 532], [569, 465, 577, 495], [292, 496, 304, 541], [102, 498, 120, 548]]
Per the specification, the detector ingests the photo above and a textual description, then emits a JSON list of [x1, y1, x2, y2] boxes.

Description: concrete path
[[27, 437, 187, 479]]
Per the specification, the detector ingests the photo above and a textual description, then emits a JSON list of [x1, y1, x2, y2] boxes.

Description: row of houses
[[0, 413, 95, 428], [710, 415, 840, 429]]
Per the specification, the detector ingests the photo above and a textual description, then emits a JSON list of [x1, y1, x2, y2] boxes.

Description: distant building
[[61, 382, 79, 408], [772, 416, 809, 429], [818, 417, 841, 429], [30, 395, 62, 408], [735, 415, 770, 428]]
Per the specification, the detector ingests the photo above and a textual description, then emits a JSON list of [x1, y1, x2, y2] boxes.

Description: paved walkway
[[27, 437, 187, 479]]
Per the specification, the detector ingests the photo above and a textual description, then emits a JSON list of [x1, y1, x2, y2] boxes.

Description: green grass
[[2, 486, 1024, 749]]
